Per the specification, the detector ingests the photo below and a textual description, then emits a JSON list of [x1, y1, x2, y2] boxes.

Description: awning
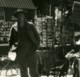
[[0, 0, 36, 9]]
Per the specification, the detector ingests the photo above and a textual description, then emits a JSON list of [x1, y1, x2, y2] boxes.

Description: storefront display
[[0, 21, 12, 43], [35, 16, 54, 47]]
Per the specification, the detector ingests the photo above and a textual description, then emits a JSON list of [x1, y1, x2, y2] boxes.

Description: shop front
[[0, 0, 36, 55]]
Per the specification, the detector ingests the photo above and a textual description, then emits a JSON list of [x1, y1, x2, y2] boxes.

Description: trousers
[[17, 52, 39, 77]]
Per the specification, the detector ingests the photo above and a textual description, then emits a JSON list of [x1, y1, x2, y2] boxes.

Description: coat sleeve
[[31, 24, 40, 47], [26, 23, 40, 49]]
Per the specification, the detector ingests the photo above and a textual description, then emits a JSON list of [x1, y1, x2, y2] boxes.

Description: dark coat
[[9, 22, 40, 55]]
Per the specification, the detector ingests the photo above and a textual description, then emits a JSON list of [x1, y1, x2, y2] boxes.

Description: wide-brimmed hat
[[14, 9, 27, 17]]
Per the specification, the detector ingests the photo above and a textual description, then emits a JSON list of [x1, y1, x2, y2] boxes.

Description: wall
[[0, 8, 5, 20]]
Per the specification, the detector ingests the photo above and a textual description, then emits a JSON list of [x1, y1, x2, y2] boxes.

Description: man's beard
[[18, 21, 25, 28]]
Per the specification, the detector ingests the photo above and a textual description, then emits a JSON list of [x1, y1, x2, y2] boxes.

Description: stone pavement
[[0, 69, 73, 77]]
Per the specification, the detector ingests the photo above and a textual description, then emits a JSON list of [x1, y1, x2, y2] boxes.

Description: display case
[[35, 16, 54, 48], [0, 21, 12, 43], [0, 21, 13, 55]]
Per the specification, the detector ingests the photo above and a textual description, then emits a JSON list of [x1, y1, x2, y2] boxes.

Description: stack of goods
[[41, 16, 54, 47], [35, 16, 54, 47], [54, 20, 62, 45], [0, 21, 12, 43], [35, 17, 44, 34], [42, 20, 47, 47], [35, 17, 46, 47], [45, 17, 54, 47]]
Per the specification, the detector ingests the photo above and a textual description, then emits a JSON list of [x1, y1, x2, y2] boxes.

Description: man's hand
[[10, 45, 17, 52]]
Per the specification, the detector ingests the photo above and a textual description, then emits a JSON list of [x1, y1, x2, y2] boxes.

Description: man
[[9, 9, 40, 77]]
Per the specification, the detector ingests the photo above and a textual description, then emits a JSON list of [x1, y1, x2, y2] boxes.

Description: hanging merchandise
[[45, 16, 54, 47], [35, 16, 54, 47]]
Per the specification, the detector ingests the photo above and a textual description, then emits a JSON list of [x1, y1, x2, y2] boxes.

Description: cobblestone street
[[0, 69, 73, 77]]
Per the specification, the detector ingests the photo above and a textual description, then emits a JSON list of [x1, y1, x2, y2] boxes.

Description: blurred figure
[[9, 9, 40, 77]]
